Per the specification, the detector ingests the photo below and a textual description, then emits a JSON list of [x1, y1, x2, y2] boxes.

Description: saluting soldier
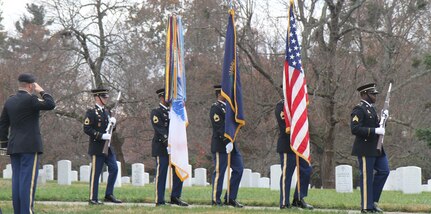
[[151, 88, 188, 207], [351, 83, 389, 213], [275, 99, 313, 210], [0, 73, 55, 214], [210, 85, 244, 208], [84, 87, 122, 205]]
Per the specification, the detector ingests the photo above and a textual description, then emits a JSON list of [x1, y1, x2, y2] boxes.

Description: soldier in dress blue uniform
[[351, 83, 389, 213], [275, 99, 313, 210], [210, 85, 244, 208], [151, 88, 188, 207], [0, 73, 55, 214], [83, 87, 122, 205]]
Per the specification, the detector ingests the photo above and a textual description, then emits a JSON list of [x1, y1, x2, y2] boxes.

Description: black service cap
[[18, 73, 36, 83]]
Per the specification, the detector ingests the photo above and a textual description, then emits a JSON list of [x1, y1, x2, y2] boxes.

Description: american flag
[[283, 2, 310, 162]]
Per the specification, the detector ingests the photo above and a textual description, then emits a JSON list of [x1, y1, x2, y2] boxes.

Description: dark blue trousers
[[211, 151, 244, 203], [155, 156, 184, 204], [10, 153, 39, 214], [279, 153, 312, 207], [89, 148, 118, 201], [357, 153, 389, 210]]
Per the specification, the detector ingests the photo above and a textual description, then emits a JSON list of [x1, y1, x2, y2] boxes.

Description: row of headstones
[[8, 162, 425, 193], [2, 161, 277, 189], [335, 165, 427, 194]]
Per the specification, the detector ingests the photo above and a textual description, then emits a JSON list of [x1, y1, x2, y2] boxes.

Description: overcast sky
[[1, 0, 291, 39], [1, 0, 35, 32]]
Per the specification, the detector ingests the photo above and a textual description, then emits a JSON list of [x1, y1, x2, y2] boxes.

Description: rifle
[[102, 92, 122, 156], [377, 83, 392, 154]]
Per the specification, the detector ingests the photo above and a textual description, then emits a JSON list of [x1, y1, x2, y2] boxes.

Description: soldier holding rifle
[[83, 87, 122, 205], [351, 83, 390, 213]]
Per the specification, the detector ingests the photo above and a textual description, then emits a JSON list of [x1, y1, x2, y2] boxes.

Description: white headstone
[[121, 176, 130, 184], [43, 164, 54, 180], [222, 168, 232, 190], [194, 168, 207, 186], [103, 171, 108, 183], [114, 161, 122, 187], [383, 170, 397, 191], [80, 165, 90, 182], [183, 164, 193, 187], [290, 168, 300, 189], [395, 167, 403, 191], [259, 177, 270, 188], [240, 169, 252, 187], [400, 166, 421, 194], [57, 160, 72, 185], [251, 172, 261, 188], [144, 172, 149, 184], [426, 179, 431, 192], [132, 163, 145, 186], [270, 164, 281, 190], [335, 165, 353, 193], [165, 166, 179, 188], [3, 164, 12, 179], [70, 170, 78, 182], [37, 169, 46, 185]]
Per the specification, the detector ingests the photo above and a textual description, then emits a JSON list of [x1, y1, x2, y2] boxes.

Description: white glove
[[109, 117, 116, 126], [226, 142, 233, 153], [375, 128, 385, 135], [166, 146, 171, 154], [101, 133, 112, 140]]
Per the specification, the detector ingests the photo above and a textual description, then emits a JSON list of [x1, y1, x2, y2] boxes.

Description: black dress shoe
[[292, 198, 313, 209], [88, 199, 103, 205], [280, 204, 291, 209], [171, 197, 189, 206], [104, 195, 122, 203], [373, 202, 383, 213], [224, 199, 244, 208], [212, 201, 223, 206], [155, 202, 167, 207], [361, 209, 377, 213]]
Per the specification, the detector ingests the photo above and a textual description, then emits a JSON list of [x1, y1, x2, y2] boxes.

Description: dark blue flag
[[221, 9, 245, 143]]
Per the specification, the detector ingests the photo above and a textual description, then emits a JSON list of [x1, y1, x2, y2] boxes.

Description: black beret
[[156, 88, 165, 97], [357, 83, 379, 94], [18, 73, 36, 83], [91, 86, 109, 97], [213, 85, 222, 91]]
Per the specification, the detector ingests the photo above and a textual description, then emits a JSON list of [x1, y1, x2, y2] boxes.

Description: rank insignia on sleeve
[[153, 115, 159, 123], [352, 115, 359, 122], [84, 118, 90, 125], [214, 114, 220, 122], [280, 111, 285, 120]]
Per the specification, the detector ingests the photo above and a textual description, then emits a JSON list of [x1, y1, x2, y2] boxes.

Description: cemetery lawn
[[1, 179, 431, 213]]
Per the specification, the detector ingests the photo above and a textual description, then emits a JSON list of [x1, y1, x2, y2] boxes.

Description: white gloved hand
[[109, 117, 117, 126], [375, 128, 385, 135], [166, 146, 171, 155], [226, 142, 233, 153], [101, 133, 112, 140]]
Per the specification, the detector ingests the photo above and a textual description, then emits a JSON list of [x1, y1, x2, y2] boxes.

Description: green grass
[[1, 179, 431, 213]]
